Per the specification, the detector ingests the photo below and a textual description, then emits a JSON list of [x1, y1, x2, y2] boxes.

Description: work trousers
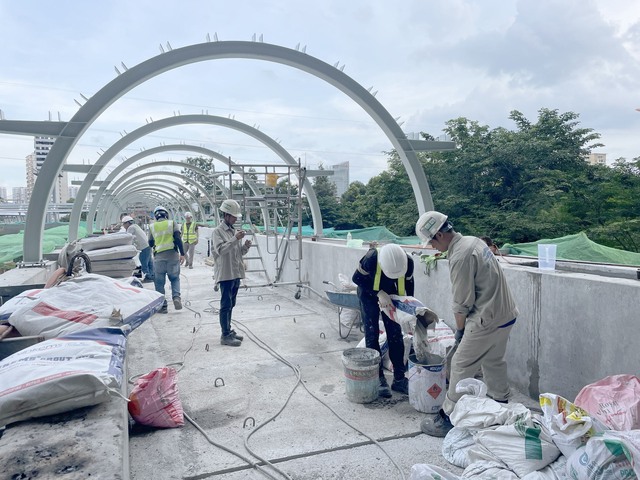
[[153, 254, 181, 304], [358, 288, 406, 381], [219, 278, 240, 337], [184, 242, 196, 267], [139, 246, 154, 280], [442, 317, 514, 415]]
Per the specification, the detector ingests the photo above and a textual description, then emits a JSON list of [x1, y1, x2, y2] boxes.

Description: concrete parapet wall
[[253, 235, 640, 402]]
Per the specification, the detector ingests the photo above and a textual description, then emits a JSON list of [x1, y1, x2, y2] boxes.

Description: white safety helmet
[[153, 206, 169, 220], [378, 244, 408, 279], [121, 215, 134, 224], [220, 199, 242, 217], [184, 211, 193, 219], [416, 211, 448, 243]]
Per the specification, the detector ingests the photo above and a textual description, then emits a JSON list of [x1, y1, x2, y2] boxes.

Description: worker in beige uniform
[[416, 211, 519, 437], [211, 199, 251, 347]]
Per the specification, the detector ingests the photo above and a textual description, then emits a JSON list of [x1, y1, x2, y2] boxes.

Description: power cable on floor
[[232, 319, 407, 480]]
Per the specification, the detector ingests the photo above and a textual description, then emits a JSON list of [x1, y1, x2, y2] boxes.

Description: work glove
[[455, 328, 465, 344], [377, 291, 392, 310]]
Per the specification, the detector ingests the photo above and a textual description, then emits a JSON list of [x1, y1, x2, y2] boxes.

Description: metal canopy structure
[[0, 40, 454, 262]]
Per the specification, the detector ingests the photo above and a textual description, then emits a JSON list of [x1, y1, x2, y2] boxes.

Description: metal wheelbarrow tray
[[324, 290, 362, 338]]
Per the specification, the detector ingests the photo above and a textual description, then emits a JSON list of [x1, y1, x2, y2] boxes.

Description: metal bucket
[[341, 348, 380, 404]]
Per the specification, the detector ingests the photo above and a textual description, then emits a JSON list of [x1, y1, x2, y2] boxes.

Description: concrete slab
[[127, 253, 538, 479]]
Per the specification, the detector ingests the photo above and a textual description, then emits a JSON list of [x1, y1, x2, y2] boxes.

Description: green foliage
[[328, 108, 639, 251]]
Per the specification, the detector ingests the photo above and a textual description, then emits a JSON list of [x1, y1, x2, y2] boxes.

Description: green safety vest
[[181, 222, 197, 243], [373, 251, 406, 295], [150, 220, 174, 253]]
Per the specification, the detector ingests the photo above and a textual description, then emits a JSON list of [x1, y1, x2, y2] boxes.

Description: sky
[[0, 0, 639, 194]]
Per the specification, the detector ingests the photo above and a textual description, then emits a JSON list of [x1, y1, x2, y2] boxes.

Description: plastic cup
[[538, 244, 557, 270]]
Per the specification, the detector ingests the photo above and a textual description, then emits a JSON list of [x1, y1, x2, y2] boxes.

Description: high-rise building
[[587, 153, 607, 166], [0, 187, 7, 202], [31, 136, 70, 203], [12, 187, 28, 203], [26, 153, 37, 202], [330, 161, 349, 198]]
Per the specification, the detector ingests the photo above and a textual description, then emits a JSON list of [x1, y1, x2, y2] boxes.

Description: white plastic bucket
[[342, 348, 380, 404], [538, 244, 557, 270], [408, 353, 446, 413]]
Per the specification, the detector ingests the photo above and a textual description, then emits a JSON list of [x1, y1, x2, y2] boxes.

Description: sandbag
[[0, 327, 127, 427], [128, 367, 184, 428], [443, 427, 476, 468], [473, 419, 561, 478], [566, 431, 640, 479], [574, 374, 640, 431], [4, 273, 164, 339], [539, 393, 606, 458], [409, 464, 460, 480]]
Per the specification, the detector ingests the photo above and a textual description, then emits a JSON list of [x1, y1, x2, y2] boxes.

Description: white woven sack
[[0, 327, 127, 427], [6, 273, 164, 339]]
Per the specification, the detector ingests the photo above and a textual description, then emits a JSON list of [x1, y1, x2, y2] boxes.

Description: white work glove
[[377, 291, 392, 310]]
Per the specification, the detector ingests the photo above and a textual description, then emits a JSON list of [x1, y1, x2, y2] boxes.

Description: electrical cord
[[233, 319, 407, 480]]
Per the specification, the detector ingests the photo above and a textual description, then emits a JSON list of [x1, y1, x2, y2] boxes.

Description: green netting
[[502, 232, 640, 267], [0, 223, 88, 264], [250, 225, 421, 244]]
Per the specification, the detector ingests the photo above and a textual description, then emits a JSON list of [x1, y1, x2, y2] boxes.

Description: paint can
[[408, 352, 446, 413], [341, 348, 380, 404]]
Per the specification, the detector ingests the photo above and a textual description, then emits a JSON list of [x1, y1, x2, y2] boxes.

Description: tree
[[311, 164, 343, 228]]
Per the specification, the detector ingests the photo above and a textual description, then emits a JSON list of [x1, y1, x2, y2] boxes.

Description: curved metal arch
[[103, 173, 211, 226], [68, 114, 318, 243], [109, 181, 194, 223], [94, 159, 225, 229], [85, 144, 267, 234], [23, 40, 431, 262], [107, 182, 194, 227]]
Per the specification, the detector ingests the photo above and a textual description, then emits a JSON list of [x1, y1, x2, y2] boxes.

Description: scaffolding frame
[[216, 161, 309, 297]]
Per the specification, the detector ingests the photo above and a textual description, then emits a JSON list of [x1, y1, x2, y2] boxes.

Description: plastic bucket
[[341, 348, 380, 404], [538, 244, 557, 270], [408, 352, 446, 413]]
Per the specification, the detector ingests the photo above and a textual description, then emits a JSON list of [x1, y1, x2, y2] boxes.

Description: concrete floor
[[126, 252, 538, 480]]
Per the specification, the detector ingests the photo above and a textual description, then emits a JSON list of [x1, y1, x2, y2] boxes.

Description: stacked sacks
[[59, 232, 138, 278]]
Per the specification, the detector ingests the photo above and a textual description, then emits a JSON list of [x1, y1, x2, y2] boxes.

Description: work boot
[[159, 303, 168, 314], [391, 377, 409, 395], [173, 297, 182, 310], [421, 410, 453, 437], [379, 376, 392, 398], [142, 277, 154, 283], [220, 334, 241, 347], [188, 265, 193, 269], [229, 329, 244, 341]]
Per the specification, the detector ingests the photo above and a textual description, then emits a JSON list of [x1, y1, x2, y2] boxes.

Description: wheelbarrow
[[323, 281, 363, 339]]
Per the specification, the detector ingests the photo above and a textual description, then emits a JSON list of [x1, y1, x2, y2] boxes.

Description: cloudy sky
[[0, 0, 639, 194]]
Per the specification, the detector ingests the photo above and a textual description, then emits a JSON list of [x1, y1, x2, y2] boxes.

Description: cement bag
[[0, 287, 45, 320], [574, 374, 640, 431], [450, 394, 532, 429], [443, 427, 476, 468], [521, 455, 568, 479], [6, 273, 164, 339], [566, 431, 640, 479], [0, 327, 127, 427], [338, 273, 357, 292], [462, 460, 519, 479], [474, 419, 561, 477], [540, 393, 605, 458], [409, 464, 460, 480], [426, 321, 456, 358], [85, 244, 138, 262], [128, 367, 184, 428]]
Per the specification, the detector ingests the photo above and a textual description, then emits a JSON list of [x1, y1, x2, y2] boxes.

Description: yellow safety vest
[[181, 222, 197, 243], [150, 220, 174, 253], [373, 251, 406, 295]]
